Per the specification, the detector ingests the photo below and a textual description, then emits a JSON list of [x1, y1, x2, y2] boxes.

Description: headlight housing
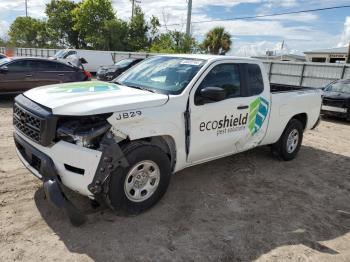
[[56, 114, 112, 149]]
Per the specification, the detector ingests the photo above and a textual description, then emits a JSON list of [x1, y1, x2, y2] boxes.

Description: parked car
[[0, 53, 6, 60], [53, 49, 115, 73], [96, 58, 144, 81], [0, 57, 91, 94], [13, 54, 322, 225], [321, 79, 350, 121]]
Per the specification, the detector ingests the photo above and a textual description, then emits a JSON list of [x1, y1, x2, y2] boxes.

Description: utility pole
[[186, 0, 192, 36], [131, 0, 141, 19], [25, 0, 28, 17], [347, 41, 350, 64]]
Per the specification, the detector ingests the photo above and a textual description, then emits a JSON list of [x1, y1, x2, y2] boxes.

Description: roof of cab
[[159, 53, 259, 62]]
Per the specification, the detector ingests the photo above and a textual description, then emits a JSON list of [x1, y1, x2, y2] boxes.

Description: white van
[[54, 49, 114, 73]]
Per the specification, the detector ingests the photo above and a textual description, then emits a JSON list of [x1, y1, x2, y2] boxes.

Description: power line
[[165, 5, 350, 27]]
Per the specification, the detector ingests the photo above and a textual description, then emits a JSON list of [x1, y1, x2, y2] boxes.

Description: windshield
[[115, 56, 205, 95], [0, 58, 11, 66], [54, 50, 66, 58], [325, 81, 350, 94], [115, 59, 135, 68]]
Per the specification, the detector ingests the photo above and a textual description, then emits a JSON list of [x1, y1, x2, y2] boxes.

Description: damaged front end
[[52, 114, 130, 223], [14, 95, 129, 226], [55, 114, 129, 195]]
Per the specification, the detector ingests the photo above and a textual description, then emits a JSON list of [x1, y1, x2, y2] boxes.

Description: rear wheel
[[271, 119, 304, 161], [107, 142, 171, 214]]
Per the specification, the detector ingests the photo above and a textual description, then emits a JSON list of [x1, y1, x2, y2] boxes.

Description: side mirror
[[0, 66, 8, 73], [200, 86, 226, 103]]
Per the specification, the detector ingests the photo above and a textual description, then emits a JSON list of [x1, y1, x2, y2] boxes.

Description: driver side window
[[7, 60, 31, 72], [195, 63, 241, 105]]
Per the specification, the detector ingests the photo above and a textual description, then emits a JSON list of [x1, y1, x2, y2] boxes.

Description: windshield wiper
[[125, 84, 156, 93], [113, 81, 157, 93]]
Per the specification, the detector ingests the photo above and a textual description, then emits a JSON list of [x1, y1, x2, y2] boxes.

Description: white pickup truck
[[13, 54, 322, 225]]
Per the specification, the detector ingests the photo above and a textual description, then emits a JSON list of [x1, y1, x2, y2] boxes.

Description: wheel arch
[[122, 135, 177, 172], [290, 113, 308, 130]]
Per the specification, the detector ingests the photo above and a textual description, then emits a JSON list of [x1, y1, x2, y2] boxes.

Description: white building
[[304, 47, 348, 63]]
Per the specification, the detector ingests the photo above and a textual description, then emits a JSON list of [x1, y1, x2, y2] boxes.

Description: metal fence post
[[341, 65, 346, 79], [299, 64, 306, 87], [268, 62, 273, 81]]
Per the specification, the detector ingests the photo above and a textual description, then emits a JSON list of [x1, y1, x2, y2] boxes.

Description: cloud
[[338, 16, 350, 47], [261, 0, 299, 9], [0, 21, 9, 39]]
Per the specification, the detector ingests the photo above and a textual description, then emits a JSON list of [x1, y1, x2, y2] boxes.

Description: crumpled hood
[[24, 81, 169, 116]]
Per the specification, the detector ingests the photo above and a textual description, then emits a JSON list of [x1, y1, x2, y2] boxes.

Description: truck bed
[[270, 83, 315, 93], [261, 86, 322, 146]]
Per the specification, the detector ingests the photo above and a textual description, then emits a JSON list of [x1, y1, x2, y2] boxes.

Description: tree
[[100, 18, 128, 51], [8, 17, 50, 47], [150, 30, 197, 53], [0, 38, 7, 47], [150, 33, 175, 53], [72, 0, 115, 49], [46, 0, 81, 48], [149, 15, 160, 44], [202, 27, 232, 55], [127, 6, 149, 51]]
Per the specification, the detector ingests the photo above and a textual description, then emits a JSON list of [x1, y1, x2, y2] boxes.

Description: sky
[[0, 0, 349, 56]]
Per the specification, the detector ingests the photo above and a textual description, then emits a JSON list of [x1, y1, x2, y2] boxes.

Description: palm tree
[[202, 27, 232, 55]]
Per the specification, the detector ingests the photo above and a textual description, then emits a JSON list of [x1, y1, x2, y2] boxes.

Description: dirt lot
[[0, 96, 350, 262]]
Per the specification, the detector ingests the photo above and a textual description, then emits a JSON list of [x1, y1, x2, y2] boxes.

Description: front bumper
[[15, 131, 102, 196], [321, 106, 349, 120], [14, 129, 129, 225], [14, 133, 87, 226]]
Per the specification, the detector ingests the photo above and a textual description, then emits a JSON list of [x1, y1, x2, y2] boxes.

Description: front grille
[[13, 104, 43, 143], [13, 95, 58, 146], [323, 98, 345, 108]]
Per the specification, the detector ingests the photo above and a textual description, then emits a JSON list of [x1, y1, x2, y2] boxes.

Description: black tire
[[107, 141, 171, 214], [271, 119, 304, 161]]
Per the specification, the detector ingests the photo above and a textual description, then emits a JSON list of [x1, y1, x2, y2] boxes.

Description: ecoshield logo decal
[[199, 96, 269, 136], [47, 82, 119, 93], [248, 97, 269, 135]]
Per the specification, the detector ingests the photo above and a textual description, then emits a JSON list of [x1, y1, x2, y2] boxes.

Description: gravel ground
[[0, 96, 350, 262]]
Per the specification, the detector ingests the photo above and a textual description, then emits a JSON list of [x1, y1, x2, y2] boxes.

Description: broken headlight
[[56, 114, 112, 149]]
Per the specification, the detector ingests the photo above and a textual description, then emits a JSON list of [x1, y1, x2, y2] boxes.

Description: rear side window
[[56, 63, 76, 71], [28, 60, 58, 71], [246, 64, 264, 96]]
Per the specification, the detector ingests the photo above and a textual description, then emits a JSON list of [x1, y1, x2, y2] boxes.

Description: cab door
[[0, 60, 36, 93], [187, 61, 270, 164], [28, 60, 61, 86]]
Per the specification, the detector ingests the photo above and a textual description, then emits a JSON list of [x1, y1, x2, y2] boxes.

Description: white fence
[[1, 47, 349, 88], [0, 47, 152, 63], [263, 61, 350, 88]]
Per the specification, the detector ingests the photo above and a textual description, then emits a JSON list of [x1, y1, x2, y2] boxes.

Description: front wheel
[[271, 119, 304, 161], [106, 142, 171, 214]]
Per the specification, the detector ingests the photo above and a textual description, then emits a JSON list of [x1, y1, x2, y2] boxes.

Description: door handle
[[25, 74, 32, 77], [237, 105, 249, 110], [58, 74, 64, 76]]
